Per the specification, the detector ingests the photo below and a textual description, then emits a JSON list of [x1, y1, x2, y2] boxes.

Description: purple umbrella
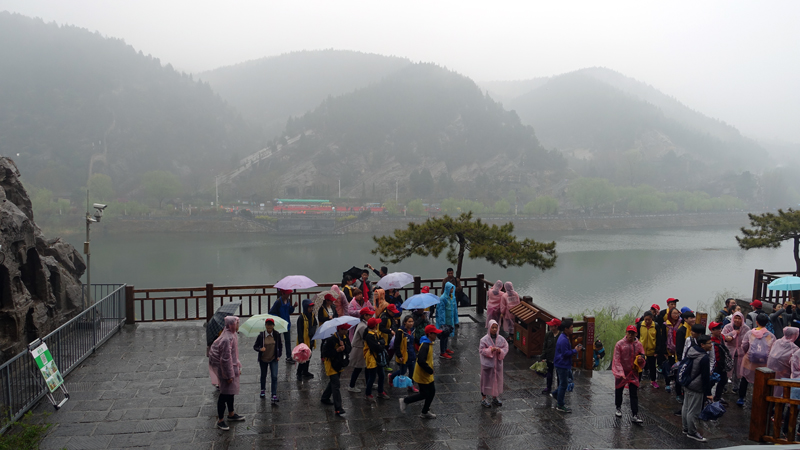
[[274, 275, 317, 290]]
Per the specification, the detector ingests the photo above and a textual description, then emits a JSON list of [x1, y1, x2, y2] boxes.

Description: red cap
[[709, 321, 722, 330], [324, 293, 336, 302], [650, 304, 660, 311], [667, 298, 678, 304], [751, 299, 762, 309], [359, 307, 375, 316], [635, 317, 641, 323], [387, 304, 400, 315], [336, 323, 351, 331], [421, 286, 430, 294], [424, 324, 443, 334], [546, 318, 561, 327], [264, 318, 275, 325], [626, 325, 637, 333], [367, 317, 381, 329]]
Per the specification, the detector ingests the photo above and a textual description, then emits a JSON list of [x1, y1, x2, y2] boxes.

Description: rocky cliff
[[0, 157, 85, 361]]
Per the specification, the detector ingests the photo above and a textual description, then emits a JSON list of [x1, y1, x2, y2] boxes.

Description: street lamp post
[[83, 190, 107, 309]]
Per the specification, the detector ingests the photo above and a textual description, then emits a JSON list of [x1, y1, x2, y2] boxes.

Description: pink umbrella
[[292, 343, 312, 363], [274, 275, 317, 290]]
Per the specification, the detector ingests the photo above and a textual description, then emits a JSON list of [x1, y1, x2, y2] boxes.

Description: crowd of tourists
[[207, 269, 798, 441]]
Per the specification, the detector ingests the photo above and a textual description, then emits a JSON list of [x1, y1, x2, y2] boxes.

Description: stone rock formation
[[0, 157, 85, 361]]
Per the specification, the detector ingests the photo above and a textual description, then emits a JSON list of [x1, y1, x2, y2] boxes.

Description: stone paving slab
[[33, 320, 754, 449]]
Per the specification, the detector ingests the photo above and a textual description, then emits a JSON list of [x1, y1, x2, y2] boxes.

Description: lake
[[66, 226, 788, 317]]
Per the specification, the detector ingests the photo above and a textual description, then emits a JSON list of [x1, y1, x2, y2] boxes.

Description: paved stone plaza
[[35, 320, 754, 449]]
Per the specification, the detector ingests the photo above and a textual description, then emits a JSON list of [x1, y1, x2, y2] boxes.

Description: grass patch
[[568, 304, 642, 370], [0, 412, 53, 450]]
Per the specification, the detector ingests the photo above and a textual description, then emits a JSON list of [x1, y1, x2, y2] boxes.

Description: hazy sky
[[2, 1, 799, 143]]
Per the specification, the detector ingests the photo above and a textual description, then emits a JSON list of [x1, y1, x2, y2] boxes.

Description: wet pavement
[[35, 320, 754, 449]]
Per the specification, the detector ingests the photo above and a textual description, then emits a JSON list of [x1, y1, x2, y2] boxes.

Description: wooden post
[[753, 269, 763, 303], [205, 283, 214, 322], [522, 295, 532, 305], [696, 311, 708, 331], [476, 273, 485, 314], [750, 367, 775, 442], [583, 315, 595, 376], [125, 285, 135, 324]]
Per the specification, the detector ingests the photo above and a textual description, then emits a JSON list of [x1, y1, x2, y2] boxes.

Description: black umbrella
[[343, 266, 363, 281], [206, 301, 242, 346]]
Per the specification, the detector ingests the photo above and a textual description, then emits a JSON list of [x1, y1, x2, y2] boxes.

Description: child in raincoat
[[394, 315, 418, 393], [208, 316, 245, 430], [612, 325, 645, 424], [479, 320, 509, 407], [436, 282, 456, 359], [501, 282, 519, 339], [486, 280, 504, 329], [737, 313, 775, 406]]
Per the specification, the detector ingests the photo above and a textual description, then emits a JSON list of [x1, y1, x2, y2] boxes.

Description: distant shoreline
[[38, 211, 751, 236]]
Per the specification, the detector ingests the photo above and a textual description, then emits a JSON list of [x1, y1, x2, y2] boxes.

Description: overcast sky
[[2, 0, 799, 143]]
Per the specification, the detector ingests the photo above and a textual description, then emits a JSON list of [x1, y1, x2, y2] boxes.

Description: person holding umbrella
[[269, 289, 298, 364], [253, 318, 282, 402], [296, 299, 318, 380], [208, 316, 245, 430], [321, 323, 352, 416], [318, 293, 339, 326]]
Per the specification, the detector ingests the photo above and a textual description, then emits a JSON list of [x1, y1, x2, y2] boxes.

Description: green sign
[[31, 343, 64, 393]]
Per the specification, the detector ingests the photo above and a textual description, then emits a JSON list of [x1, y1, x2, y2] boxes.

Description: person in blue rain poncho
[[436, 282, 456, 359]]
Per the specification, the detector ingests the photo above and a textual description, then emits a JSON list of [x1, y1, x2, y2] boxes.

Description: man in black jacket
[[681, 336, 713, 442], [321, 324, 352, 416], [253, 319, 282, 402]]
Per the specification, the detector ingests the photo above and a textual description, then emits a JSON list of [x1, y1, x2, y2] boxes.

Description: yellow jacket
[[363, 330, 380, 369], [639, 323, 657, 357]]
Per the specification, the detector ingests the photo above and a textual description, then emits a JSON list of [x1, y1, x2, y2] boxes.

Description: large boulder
[[0, 157, 85, 361]]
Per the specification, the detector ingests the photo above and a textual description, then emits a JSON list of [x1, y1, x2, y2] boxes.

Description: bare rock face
[[0, 157, 86, 361]]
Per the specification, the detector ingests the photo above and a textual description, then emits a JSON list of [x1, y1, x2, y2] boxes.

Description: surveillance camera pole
[[84, 189, 91, 310]]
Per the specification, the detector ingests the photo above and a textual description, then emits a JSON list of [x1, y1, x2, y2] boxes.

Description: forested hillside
[[0, 12, 261, 199], [198, 50, 411, 138]]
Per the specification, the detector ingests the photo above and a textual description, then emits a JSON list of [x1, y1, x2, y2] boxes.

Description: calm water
[[66, 226, 788, 316]]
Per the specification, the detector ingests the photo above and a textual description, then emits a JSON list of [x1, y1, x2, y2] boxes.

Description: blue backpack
[[677, 356, 698, 387], [699, 401, 726, 421]]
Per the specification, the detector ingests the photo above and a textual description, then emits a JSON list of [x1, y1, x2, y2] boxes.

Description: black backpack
[[677, 355, 698, 387]]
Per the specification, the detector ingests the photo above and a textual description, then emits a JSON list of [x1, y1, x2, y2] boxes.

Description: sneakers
[[492, 397, 503, 406], [551, 392, 558, 400], [481, 399, 492, 408], [365, 394, 375, 401], [302, 372, 314, 379], [651, 381, 659, 389], [335, 409, 346, 416], [676, 396, 684, 404], [631, 415, 643, 424], [384, 367, 394, 372], [615, 408, 622, 418], [541, 388, 551, 394], [556, 405, 572, 413], [439, 353, 452, 360], [216, 420, 229, 431], [736, 398, 745, 406], [321, 398, 334, 405], [409, 386, 419, 393], [687, 432, 707, 442], [346, 386, 361, 393], [271, 395, 279, 404], [420, 411, 437, 419], [227, 414, 245, 422], [399, 398, 407, 413], [682, 429, 688, 435], [718, 398, 729, 407], [286, 357, 296, 364], [445, 349, 454, 355], [379, 392, 390, 399], [260, 390, 265, 398], [665, 385, 672, 393]]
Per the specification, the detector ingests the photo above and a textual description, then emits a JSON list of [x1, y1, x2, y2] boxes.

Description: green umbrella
[[239, 314, 289, 336]]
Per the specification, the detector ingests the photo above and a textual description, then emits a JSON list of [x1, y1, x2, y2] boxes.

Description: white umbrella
[[239, 314, 289, 336], [311, 316, 360, 340], [376, 272, 414, 290], [274, 275, 317, 290]]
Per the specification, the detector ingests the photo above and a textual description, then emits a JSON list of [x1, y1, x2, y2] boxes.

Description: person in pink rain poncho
[[501, 282, 519, 339], [721, 311, 750, 390], [736, 313, 775, 406], [208, 316, 245, 430], [331, 285, 348, 318], [486, 281, 504, 329], [479, 320, 508, 407], [611, 325, 645, 423], [767, 326, 799, 397]]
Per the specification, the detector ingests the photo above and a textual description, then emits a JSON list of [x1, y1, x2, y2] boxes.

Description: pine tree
[[737, 209, 800, 274]]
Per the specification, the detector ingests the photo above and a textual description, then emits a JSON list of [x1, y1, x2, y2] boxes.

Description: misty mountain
[[239, 63, 565, 200], [0, 12, 260, 197], [198, 50, 411, 138], [502, 69, 768, 187]]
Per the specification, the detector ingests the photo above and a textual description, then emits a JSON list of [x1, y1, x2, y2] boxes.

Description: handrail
[[0, 284, 126, 433], [752, 269, 798, 305], [750, 367, 800, 443], [126, 274, 490, 323]]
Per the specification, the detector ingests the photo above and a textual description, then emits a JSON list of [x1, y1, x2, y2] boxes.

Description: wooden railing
[[750, 367, 800, 444], [753, 269, 798, 305], [125, 273, 488, 323]]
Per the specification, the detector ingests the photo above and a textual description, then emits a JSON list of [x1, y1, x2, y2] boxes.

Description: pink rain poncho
[[611, 336, 644, 389], [767, 327, 799, 397], [479, 320, 509, 398], [501, 282, 520, 334], [208, 316, 242, 396], [486, 280, 504, 329], [739, 326, 776, 384], [722, 311, 750, 357], [331, 285, 348, 317]]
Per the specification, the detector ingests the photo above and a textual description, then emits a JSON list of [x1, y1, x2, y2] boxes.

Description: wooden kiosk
[[509, 296, 555, 358]]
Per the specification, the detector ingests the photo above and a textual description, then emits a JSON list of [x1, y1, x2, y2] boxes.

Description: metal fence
[[0, 284, 126, 432]]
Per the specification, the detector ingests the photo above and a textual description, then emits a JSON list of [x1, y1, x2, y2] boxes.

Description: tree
[[371, 212, 557, 279], [407, 199, 425, 216], [569, 178, 617, 213], [142, 170, 182, 209], [523, 196, 558, 215], [493, 199, 510, 215], [737, 209, 800, 274], [88, 173, 115, 203], [383, 200, 400, 216]]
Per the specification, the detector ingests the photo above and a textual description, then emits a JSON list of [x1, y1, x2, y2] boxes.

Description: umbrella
[[312, 290, 336, 320], [239, 314, 289, 337], [767, 276, 800, 291], [292, 344, 311, 363], [401, 293, 441, 310], [311, 316, 360, 340], [343, 266, 363, 281], [376, 272, 413, 290], [274, 275, 317, 290], [206, 301, 242, 346]]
